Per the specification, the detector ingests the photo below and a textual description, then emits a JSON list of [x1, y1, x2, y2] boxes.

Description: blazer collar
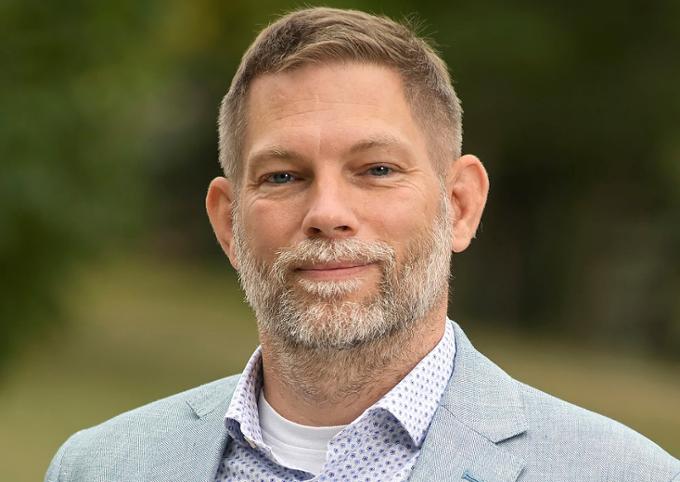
[[409, 322, 528, 482], [186, 375, 239, 419], [148, 376, 239, 482]]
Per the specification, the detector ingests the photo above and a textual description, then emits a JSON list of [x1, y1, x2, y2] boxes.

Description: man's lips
[[294, 262, 375, 280]]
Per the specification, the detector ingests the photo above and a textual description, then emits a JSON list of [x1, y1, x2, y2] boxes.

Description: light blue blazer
[[45, 323, 679, 481]]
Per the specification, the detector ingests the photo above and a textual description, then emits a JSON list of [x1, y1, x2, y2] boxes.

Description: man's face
[[231, 62, 453, 349]]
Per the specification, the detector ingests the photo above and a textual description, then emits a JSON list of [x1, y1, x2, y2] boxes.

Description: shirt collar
[[224, 318, 456, 449], [367, 319, 455, 447], [224, 345, 265, 448]]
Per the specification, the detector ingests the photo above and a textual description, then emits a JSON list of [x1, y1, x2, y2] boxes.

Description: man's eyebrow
[[247, 134, 409, 168], [247, 146, 307, 168], [348, 134, 408, 154]]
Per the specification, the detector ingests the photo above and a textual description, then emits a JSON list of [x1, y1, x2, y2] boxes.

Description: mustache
[[270, 238, 396, 284]]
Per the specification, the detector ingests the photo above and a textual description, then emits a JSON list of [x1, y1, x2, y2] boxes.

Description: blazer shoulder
[[515, 381, 680, 480], [45, 374, 240, 481], [81, 374, 240, 434]]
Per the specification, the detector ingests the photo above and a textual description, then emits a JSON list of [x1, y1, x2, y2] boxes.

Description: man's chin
[[268, 297, 393, 350]]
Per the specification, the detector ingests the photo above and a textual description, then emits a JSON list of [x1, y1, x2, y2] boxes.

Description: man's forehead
[[245, 62, 408, 119], [240, 62, 426, 165]]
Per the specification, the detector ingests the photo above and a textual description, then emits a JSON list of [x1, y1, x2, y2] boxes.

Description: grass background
[[1, 256, 678, 481]]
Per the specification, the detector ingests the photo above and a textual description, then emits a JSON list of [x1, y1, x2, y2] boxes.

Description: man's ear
[[206, 176, 239, 269], [447, 154, 489, 253]]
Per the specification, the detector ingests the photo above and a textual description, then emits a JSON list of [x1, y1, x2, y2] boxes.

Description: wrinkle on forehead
[[249, 94, 392, 127], [246, 62, 405, 122], [264, 101, 385, 125]]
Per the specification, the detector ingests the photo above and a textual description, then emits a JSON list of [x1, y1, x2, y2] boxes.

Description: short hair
[[218, 7, 462, 184]]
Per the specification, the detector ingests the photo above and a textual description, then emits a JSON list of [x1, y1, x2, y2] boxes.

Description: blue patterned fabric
[[214, 320, 456, 481]]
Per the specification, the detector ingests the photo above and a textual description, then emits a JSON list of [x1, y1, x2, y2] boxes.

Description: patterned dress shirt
[[214, 319, 456, 482]]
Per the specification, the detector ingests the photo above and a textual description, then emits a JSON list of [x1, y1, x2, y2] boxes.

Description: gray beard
[[232, 196, 453, 403]]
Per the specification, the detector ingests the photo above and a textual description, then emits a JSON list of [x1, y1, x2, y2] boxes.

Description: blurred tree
[[431, 0, 680, 355], [0, 0, 168, 370]]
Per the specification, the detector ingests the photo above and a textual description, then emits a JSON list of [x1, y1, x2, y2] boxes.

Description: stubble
[[232, 196, 452, 404]]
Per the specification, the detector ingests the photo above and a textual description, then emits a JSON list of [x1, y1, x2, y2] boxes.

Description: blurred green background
[[1, 0, 679, 479]]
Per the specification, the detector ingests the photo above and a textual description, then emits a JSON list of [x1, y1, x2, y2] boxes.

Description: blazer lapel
[[409, 323, 528, 482], [147, 376, 239, 482]]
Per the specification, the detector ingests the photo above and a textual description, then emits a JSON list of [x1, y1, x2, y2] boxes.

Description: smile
[[295, 262, 375, 280]]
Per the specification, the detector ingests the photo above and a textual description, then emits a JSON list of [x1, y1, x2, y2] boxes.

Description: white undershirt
[[258, 391, 347, 475]]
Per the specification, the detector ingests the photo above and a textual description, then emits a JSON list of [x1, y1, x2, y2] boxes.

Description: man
[[46, 7, 678, 482]]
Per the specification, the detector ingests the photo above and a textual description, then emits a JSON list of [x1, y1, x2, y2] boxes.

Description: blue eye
[[367, 165, 392, 176], [266, 172, 295, 184]]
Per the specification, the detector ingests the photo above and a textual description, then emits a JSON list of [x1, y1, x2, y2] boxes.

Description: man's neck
[[259, 303, 448, 426]]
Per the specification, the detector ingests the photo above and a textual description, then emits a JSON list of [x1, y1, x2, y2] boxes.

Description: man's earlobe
[[448, 154, 489, 253], [205, 176, 239, 269]]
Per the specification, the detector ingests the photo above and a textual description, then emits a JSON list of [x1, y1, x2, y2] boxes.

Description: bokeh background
[[2, 0, 679, 479]]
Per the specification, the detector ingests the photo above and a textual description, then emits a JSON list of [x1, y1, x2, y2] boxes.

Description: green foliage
[[0, 0, 159, 367], [426, 0, 680, 353]]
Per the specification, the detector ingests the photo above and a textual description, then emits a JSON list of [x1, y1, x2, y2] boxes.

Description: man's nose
[[301, 180, 358, 238]]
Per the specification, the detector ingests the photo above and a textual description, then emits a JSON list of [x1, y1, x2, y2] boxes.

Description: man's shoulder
[[76, 374, 240, 437], [514, 380, 679, 479], [442, 322, 679, 481], [45, 374, 241, 482]]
